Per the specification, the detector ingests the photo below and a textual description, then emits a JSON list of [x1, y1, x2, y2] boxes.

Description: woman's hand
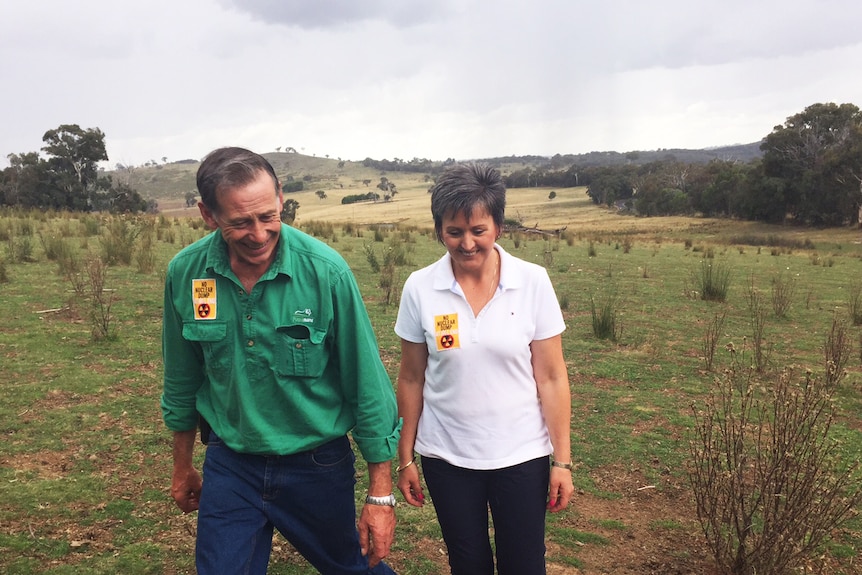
[[396, 463, 426, 507]]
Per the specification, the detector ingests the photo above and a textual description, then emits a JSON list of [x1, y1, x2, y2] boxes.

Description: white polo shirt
[[395, 245, 566, 470]]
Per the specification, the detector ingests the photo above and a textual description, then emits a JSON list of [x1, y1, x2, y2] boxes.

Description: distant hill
[[482, 141, 763, 168], [112, 143, 763, 211]]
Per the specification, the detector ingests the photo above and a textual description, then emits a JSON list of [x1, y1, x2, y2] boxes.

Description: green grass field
[[1, 199, 862, 574]]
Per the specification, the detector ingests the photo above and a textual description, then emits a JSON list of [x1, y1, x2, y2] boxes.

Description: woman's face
[[440, 207, 499, 274]]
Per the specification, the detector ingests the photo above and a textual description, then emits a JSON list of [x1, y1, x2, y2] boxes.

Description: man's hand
[[171, 465, 202, 513], [546, 466, 575, 513], [170, 429, 202, 513], [357, 503, 395, 567]]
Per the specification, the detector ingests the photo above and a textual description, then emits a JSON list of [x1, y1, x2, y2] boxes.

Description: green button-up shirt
[[161, 223, 399, 462]]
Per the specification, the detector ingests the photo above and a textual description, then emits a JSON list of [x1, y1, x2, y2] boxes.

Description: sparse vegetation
[[690, 345, 862, 575], [692, 259, 732, 302], [590, 290, 622, 341], [2, 199, 862, 574]]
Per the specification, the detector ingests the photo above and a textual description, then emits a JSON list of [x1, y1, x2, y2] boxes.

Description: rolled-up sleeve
[[160, 268, 203, 432], [332, 269, 400, 463]]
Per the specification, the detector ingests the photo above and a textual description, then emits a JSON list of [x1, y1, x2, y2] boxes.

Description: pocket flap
[[182, 321, 227, 342]]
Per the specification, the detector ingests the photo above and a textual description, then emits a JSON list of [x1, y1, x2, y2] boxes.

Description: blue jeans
[[422, 456, 549, 575], [196, 433, 396, 575]]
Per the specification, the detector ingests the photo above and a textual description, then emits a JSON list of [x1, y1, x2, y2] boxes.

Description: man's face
[[199, 170, 284, 273]]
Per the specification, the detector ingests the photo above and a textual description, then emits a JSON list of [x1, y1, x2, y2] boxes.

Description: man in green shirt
[[161, 147, 401, 574]]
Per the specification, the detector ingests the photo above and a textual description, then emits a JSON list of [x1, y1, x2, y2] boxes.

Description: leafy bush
[[101, 217, 138, 265], [363, 242, 379, 273], [341, 192, 378, 205]]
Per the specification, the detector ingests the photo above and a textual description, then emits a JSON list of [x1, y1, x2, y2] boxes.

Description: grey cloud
[[217, 0, 454, 28]]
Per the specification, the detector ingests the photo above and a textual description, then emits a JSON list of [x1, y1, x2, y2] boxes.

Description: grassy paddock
[[1, 205, 862, 574]]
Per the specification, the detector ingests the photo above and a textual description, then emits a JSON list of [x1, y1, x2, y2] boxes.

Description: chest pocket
[[182, 321, 233, 378], [276, 324, 328, 378]]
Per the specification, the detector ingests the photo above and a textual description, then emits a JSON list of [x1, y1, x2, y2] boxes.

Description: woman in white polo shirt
[[394, 162, 574, 575]]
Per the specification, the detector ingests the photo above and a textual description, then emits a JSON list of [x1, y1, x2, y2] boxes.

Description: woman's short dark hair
[[430, 162, 506, 243], [196, 147, 280, 213]]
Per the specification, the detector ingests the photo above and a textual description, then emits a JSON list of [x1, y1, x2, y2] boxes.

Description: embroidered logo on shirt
[[293, 308, 315, 323], [434, 314, 460, 351], [192, 279, 217, 320]]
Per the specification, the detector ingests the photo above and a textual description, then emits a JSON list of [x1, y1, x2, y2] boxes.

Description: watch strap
[[365, 493, 397, 507]]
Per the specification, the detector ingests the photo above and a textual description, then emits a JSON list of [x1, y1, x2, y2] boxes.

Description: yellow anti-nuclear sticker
[[192, 278, 217, 320], [434, 313, 460, 351]]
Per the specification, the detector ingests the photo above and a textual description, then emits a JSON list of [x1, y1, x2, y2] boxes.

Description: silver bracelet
[[551, 460, 573, 470]]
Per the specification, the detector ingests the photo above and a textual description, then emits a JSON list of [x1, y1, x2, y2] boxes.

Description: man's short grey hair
[[196, 147, 280, 213]]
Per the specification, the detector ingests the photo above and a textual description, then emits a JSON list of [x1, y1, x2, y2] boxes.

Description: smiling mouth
[[246, 241, 269, 252]]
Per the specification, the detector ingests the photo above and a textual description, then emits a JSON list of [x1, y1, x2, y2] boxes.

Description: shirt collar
[[432, 244, 522, 292], [204, 224, 292, 281]]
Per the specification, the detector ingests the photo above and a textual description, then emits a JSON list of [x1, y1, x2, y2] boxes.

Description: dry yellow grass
[[135, 154, 862, 247]]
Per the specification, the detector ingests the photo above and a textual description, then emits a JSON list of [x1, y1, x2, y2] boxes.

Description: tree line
[[1, 124, 153, 213], [502, 103, 862, 226]]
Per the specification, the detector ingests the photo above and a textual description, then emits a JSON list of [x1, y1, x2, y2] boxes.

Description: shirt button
[[247, 340, 254, 347], [246, 315, 252, 320], [295, 343, 302, 349]]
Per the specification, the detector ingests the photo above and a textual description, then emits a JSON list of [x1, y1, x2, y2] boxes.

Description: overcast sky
[[2, 0, 861, 168]]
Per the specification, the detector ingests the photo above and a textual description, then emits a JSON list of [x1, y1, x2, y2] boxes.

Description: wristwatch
[[365, 493, 397, 507]]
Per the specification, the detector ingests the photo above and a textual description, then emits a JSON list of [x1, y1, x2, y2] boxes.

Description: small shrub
[[587, 241, 597, 258], [770, 269, 796, 318], [84, 256, 117, 341], [693, 260, 731, 302], [39, 232, 74, 264], [135, 220, 157, 274], [0, 258, 7, 283], [385, 235, 411, 266], [101, 217, 138, 265], [6, 234, 35, 263], [0, 220, 11, 242], [824, 314, 853, 389], [82, 215, 100, 236], [512, 235, 522, 249], [621, 237, 633, 254], [590, 292, 622, 341], [701, 309, 727, 372], [689, 353, 862, 575], [378, 245, 401, 307], [848, 281, 862, 326], [57, 246, 80, 278], [746, 276, 770, 373], [363, 242, 380, 273]]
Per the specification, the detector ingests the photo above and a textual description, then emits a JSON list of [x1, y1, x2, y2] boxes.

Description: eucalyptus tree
[[760, 102, 862, 225]]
